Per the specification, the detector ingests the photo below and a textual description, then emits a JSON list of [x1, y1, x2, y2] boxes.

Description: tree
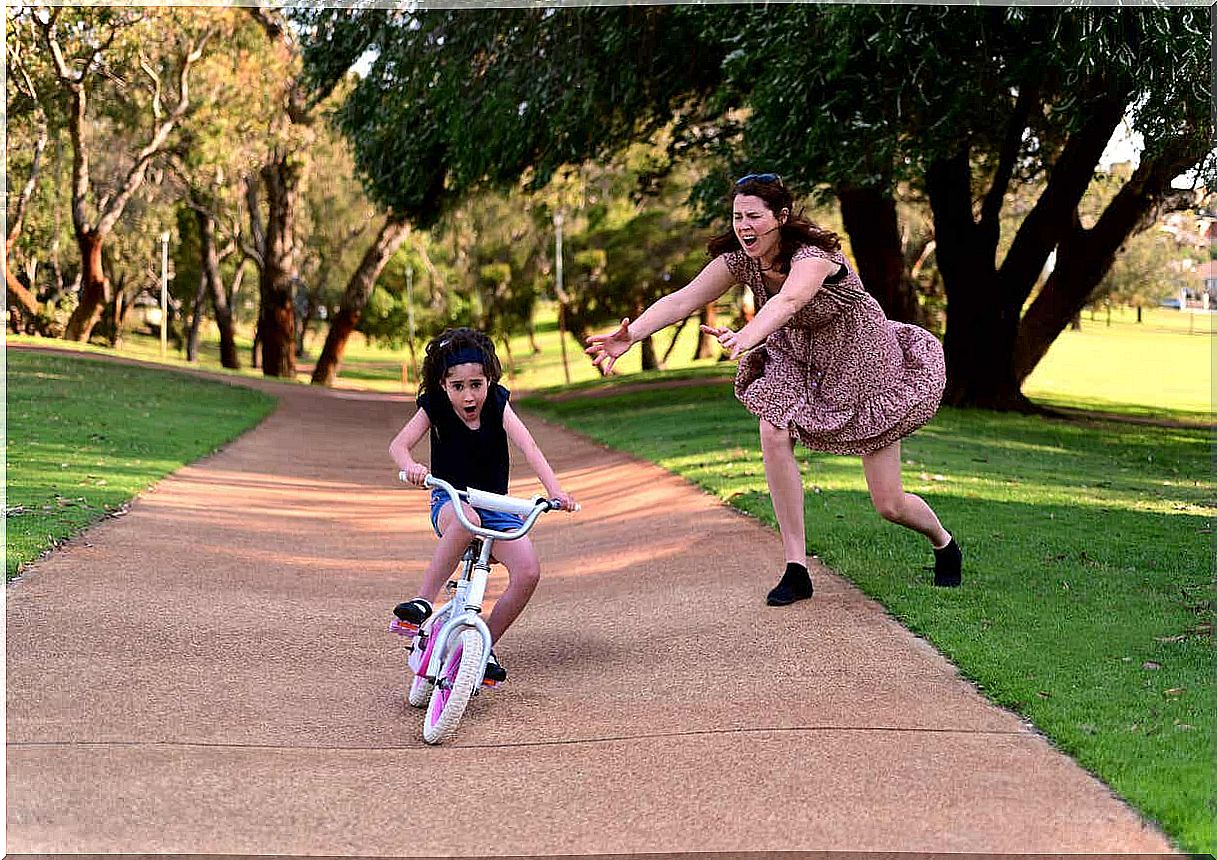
[[717, 6, 1211, 408], [244, 6, 332, 378], [1092, 227, 1195, 320], [310, 214, 410, 386], [166, 9, 284, 369], [297, 7, 744, 223], [300, 6, 1210, 408], [5, 13, 53, 332], [32, 6, 214, 343]]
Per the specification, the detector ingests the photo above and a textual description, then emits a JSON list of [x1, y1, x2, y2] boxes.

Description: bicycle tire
[[406, 671, 433, 708], [405, 607, 451, 707], [421, 627, 483, 745]]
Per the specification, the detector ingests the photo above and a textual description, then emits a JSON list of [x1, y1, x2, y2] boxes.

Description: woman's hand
[[400, 463, 430, 486], [700, 324, 748, 360], [552, 491, 578, 513], [584, 318, 633, 375]]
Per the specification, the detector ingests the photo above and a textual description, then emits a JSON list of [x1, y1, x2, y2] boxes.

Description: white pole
[[160, 231, 170, 358], [554, 211, 570, 384], [406, 265, 418, 382]]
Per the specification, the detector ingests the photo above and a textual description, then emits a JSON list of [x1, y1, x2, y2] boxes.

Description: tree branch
[[978, 80, 1039, 240], [243, 173, 267, 269], [7, 43, 50, 247], [138, 51, 164, 122], [996, 93, 1125, 304], [95, 27, 214, 236]]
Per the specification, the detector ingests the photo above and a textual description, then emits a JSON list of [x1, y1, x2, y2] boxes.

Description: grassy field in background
[[329, 304, 1217, 420], [522, 381, 1214, 853], [11, 304, 1208, 419], [5, 349, 277, 579]]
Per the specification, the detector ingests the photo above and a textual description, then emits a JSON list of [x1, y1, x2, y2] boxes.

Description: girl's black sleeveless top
[[416, 384, 510, 494]]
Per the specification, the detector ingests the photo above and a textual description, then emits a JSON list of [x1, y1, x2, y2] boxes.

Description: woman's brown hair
[[706, 176, 840, 275]]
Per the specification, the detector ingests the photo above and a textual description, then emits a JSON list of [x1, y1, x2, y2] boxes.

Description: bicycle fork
[[422, 538, 496, 689]]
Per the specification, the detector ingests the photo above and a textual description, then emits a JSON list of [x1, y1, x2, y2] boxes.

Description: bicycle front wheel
[[421, 628, 484, 745]]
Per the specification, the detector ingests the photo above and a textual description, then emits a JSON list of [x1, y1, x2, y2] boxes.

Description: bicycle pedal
[[480, 677, 503, 690], [389, 618, 420, 637]]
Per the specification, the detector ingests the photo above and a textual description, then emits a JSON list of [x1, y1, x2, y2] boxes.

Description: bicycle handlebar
[[398, 472, 574, 541]]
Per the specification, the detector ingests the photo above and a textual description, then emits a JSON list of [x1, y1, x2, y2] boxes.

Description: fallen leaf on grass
[[1142, 661, 1162, 670], [1163, 688, 1185, 697]]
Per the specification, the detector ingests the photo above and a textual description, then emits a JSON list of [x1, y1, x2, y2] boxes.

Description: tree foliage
[[299, 5, 1210, 407], [296, 7, 745, 225]]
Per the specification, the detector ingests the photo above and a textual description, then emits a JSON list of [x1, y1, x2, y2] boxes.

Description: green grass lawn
[[522, 381, 1214, 854], [16, 304, 1207, 419], [1022, 307, 1213, 420], [5, 348, 277, 579]]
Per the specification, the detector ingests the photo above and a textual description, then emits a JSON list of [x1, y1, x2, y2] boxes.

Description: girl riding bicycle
[[389, 327, 576, 683]]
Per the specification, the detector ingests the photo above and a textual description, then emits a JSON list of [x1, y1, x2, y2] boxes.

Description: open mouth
[[740, 235, 759, 250], [463, 405, 478, 418]]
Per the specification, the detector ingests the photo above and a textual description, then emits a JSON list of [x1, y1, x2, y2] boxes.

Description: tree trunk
[[5, 246, 41, 320], [197, 210, 240, 370], [927, 153, 1030, 411], [662, 314, 693, 365], [640, 335, 659, 371], [312, 215, 410, 386], [186, 252, 209, 363], [256, 158, 300, 378], [695, 302, 717, 359], [1012, 137, 1201, 384], [501, 335, 516, 379], [63, 230, 108, 342], [837, 184, 922, 324], [110, 289, 126, 348]]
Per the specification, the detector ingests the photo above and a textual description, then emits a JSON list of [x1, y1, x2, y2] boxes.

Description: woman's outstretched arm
[[585, 255, 735, 374]]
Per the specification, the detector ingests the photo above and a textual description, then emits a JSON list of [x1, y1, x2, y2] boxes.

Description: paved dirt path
[[6, 348, 1176, 854]]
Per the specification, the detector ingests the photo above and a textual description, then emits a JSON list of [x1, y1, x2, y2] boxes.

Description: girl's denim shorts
[[430, 489, 524, 537]]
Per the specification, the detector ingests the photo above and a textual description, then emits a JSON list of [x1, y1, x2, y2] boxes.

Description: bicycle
[[392, 472, 574, 744]]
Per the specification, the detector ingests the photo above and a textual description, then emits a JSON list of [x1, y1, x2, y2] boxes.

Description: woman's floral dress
[[726, 244, 945, 456]]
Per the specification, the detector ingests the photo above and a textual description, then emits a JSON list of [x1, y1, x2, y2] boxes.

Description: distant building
[[1195, 261, 1217, 300]]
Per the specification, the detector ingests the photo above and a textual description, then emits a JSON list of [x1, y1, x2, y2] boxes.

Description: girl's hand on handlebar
[[552, 491, 578, 513], [399, 464, 430, 486]]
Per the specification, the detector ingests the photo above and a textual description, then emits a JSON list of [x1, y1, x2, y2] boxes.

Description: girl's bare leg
[[759, 419, 808, 566], [861, 441, 950, 546], [482, 535, 541, 643], [415, 502, 481, 602]]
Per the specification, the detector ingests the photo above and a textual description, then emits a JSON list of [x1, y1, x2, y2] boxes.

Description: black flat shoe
[[393, 598, 433, 624], [766, 563, 814, 606], [482, 649, 507, 685], [933, 538, 963, 587]]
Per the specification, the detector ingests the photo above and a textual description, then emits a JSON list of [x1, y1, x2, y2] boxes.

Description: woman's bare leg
[[861, 441, 950, 546], [759, 419, 808, 566]]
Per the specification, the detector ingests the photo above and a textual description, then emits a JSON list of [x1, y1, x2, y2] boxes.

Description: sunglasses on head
[[735, 173, 783, 187]]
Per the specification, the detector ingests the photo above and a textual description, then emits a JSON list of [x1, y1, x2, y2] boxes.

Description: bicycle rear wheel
[[421, 628, 484, 745]]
